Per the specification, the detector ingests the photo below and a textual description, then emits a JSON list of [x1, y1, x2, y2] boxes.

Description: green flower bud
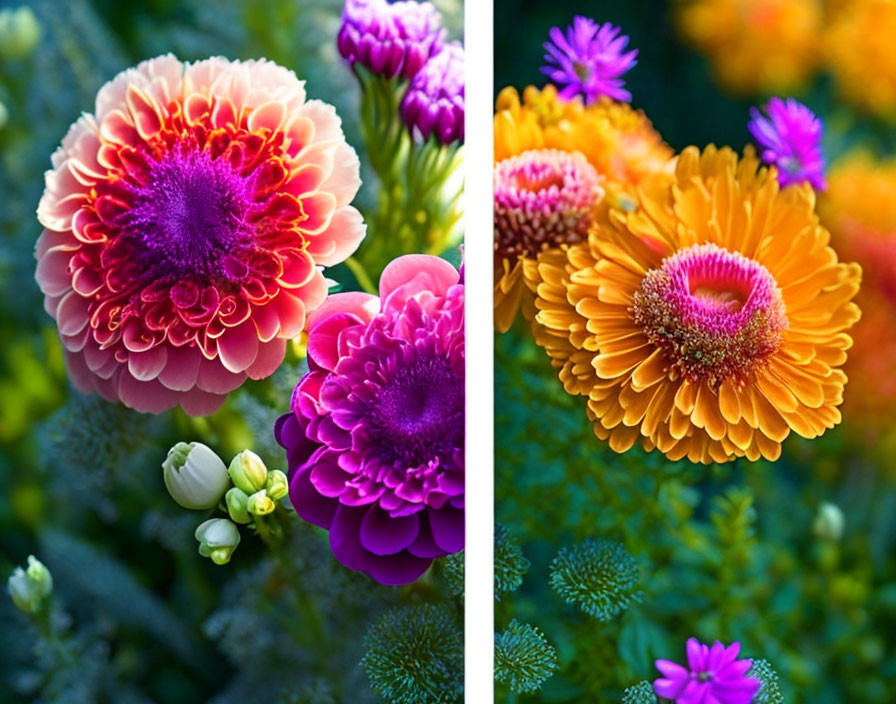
[[0, 7, 42, 60], [225, 487, 251, 524], [8, 555, 53, 614], [265, 469, 289, 501], [813, 502, 845, 541], [195, 518, 241, 565], [0, 100, 8, 131], [228, 450, 268, 494], [163, 442, 230, 510], [247, 489, 276, 516]]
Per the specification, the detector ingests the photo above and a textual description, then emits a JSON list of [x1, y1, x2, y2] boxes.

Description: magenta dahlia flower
[[400, 42, 464, 144], [35, 55, 365, 415], [337, 0, 445, 80], [748, 97, 826, 190], [654, 638, 761, 704], [275, 254, 464, 585], [541, 16, 638, 103]]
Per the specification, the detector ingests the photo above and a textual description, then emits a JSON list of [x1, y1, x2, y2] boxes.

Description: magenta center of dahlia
[[494, 149, 602, 260], [125, 150, 250, 279], [632, 243, 787, 386], [371, 354, 464, 466]]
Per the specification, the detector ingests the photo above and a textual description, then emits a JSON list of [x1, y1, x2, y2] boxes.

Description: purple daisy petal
[[748, 96, 827, 190], [540, 15, 638, 104]]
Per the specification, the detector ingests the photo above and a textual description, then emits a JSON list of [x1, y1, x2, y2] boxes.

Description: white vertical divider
[[463, 0, 495, 702]]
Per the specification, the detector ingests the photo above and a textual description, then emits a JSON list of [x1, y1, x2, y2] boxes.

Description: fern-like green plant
[[494, 619, 558, 694], [360, 604, 463, 704], [749, 658, 784, 704], [621, 680, 657, 704], [549, 538, 643, 621]]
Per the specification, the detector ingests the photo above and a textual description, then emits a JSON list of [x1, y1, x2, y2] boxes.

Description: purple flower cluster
[[337, 0, 445, 79], [654, 638, 761, 704], [748, 97, 827, 190], [401, 42, 465, 143], [275, 254, 464, 585], [541, 16, 638, 103]]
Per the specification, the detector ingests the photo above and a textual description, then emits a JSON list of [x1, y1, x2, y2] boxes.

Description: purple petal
[[360, 505, 420, 555], [428, 504, 464, 553]]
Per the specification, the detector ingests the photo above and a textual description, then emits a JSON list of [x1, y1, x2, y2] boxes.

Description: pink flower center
[[494, 149, 603, 260], [631, 243, 787, 387]]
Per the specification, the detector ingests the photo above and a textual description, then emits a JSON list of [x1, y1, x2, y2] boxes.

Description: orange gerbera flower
[[493, 85, 673, 332], [819, 152, 896, 431], [530, 146, 861, 464], [676, 0, 822, 96]]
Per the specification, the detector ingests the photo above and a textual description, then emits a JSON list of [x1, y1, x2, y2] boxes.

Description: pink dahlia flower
[[654, 638, 761, 704], [275, 254, 464, 585], [36, 55, 365, 415]]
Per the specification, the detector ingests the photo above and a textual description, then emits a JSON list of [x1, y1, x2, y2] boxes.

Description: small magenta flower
[[276, 254, 464, 585], [401, 42, 464, 143], [541, 16, 638, 104], [337, 0, 445, 80], [654, 638, 761, 704], [748, 97, 826, 190]]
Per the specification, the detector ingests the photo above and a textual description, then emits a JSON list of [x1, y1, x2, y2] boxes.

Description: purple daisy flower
[[337, 0, 446, 80], [654, 638, 761, 704], [748, 97, 827, 190], [401, 42, 465, 144], [541, 16, 638, 104], [275, 254, 464, 585]]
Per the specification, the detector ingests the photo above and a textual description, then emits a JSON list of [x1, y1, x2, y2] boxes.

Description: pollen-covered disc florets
[[632, 243, 787, 388], [494, 149, 603, 260], [35, 55, 365, 415]]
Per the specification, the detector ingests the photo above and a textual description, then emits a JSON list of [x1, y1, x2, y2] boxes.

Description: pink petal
[[246, 338, 286, 380], [216, 319, 259, 373]]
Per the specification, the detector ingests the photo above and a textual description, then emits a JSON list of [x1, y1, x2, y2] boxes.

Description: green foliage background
[[494, 2, 896, 703], [0, 1, 464, 702]]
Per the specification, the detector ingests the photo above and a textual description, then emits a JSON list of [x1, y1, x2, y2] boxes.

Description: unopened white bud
[[195, 518, 241, 565], [163, 442, 230, 510]]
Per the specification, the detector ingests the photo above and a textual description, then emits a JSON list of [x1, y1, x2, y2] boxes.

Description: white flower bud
[[195, 518, 241, 565], [247, 489, 276, 516], [813, 502, 845, 541], [228, 450, 268, 494], [8, 555, 52, 614], [163, 442, 230, 510], [0, 7, 42, 60], [0, 100, 8, 131], [265, 469, 289, 501]]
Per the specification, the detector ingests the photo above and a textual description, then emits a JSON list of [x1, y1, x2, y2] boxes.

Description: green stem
[[344, 256, 378, 294]]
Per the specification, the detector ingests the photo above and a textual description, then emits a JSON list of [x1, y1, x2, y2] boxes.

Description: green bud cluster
[[163, 443, 291, 566]]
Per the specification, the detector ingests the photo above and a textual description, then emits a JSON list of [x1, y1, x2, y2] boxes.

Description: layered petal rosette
[[532, 146, 861, 464], [36, 55, 365, 415], [275, 254, 464, 585]]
